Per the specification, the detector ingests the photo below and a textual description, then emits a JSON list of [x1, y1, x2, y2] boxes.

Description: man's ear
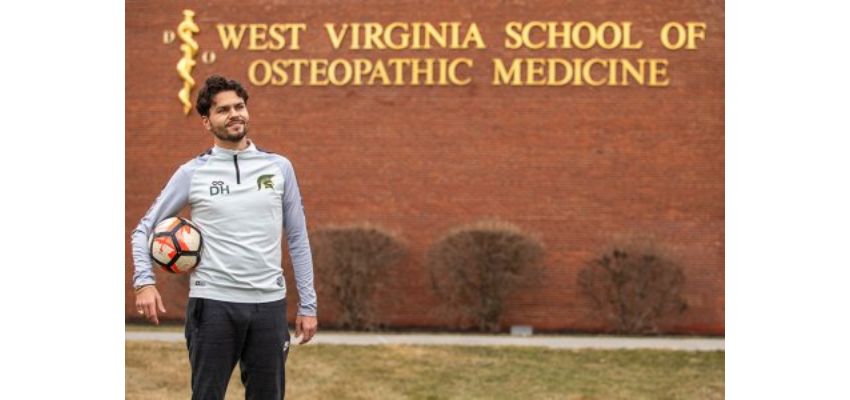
[[202, 116, 211, 131]]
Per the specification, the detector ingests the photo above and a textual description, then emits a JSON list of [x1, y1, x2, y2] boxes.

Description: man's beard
[[212, 124, 248, 142]]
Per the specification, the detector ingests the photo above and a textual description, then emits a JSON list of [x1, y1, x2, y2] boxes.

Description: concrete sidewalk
[[126, 331, 724, 351]]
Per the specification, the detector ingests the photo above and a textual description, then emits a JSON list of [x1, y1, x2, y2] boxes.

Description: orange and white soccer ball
[[148, 217, 203, 273]]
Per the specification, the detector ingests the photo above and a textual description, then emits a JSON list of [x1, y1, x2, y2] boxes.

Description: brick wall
[[126, 0, 724, 334]]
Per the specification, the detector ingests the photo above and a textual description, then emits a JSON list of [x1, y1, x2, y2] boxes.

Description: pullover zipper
[[233, 155, 241, 184]]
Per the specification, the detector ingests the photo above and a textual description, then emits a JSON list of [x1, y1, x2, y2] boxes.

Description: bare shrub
[[311, 224, 406, 330], [427, 220, 544, 332], [577, 240, 688, 334]]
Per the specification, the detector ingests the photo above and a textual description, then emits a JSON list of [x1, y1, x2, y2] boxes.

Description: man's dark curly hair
[[195, 75, 250, 117]]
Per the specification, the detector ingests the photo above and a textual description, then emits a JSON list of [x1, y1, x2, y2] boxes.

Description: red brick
[[126, 0, 724, 334]]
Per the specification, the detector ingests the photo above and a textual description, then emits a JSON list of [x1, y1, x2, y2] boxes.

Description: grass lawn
[[126, 341, 723, 399]]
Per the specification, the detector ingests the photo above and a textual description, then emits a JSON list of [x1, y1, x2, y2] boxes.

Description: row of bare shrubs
[[309, 221, 687, 334]]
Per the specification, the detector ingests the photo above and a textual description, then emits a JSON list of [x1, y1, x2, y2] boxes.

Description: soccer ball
[[148, 217, 203, 273]]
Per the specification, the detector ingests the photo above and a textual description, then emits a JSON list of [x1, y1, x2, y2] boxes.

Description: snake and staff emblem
[[176, 10, 200, 115]]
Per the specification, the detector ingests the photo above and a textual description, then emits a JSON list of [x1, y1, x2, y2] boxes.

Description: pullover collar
[[212, 140, 257, 156]]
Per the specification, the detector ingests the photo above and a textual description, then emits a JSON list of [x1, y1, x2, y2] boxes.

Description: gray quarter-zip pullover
[[131, 141, 317, 316]]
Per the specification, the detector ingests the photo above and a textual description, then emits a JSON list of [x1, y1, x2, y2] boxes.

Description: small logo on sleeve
[[257, 174, 275, 190]]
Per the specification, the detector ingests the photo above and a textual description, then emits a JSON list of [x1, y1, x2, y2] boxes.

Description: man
[[131, 75, 318, 399]]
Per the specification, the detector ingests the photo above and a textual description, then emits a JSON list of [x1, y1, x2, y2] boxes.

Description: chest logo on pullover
[[209, 180, 230, 196], [257, 174, 275, 190]]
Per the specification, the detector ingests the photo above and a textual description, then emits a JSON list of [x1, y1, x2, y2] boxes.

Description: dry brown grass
[[127, 341, 723, 399]]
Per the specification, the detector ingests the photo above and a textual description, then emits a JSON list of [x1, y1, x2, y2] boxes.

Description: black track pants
[[185, 297, 291, 400]]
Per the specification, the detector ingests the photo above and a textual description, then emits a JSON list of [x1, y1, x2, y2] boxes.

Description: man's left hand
[[295, 315, 318, 344]]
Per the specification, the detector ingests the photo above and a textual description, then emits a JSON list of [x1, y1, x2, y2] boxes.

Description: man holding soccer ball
[[130, 75, 318, 399]]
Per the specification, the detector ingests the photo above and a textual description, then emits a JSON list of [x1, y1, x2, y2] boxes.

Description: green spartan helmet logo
[[257, 174, 275, 190]]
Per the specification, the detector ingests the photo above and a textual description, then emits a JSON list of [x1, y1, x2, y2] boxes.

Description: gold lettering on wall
[[168, 15, 709, 93], [492, 57, 669, 87], [322, 22, 486, 50], [247, 58, 474, 86], [660, 22, 706, 50], [504, 21, 643, 50], [216, 23, 307, 50], [163, 30, 176, 44]]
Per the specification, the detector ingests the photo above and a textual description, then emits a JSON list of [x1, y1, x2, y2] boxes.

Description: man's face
[[203, 90, 249, 143]]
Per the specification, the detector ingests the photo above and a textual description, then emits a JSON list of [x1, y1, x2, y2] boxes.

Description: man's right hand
[[135, 285, 166, 325]]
